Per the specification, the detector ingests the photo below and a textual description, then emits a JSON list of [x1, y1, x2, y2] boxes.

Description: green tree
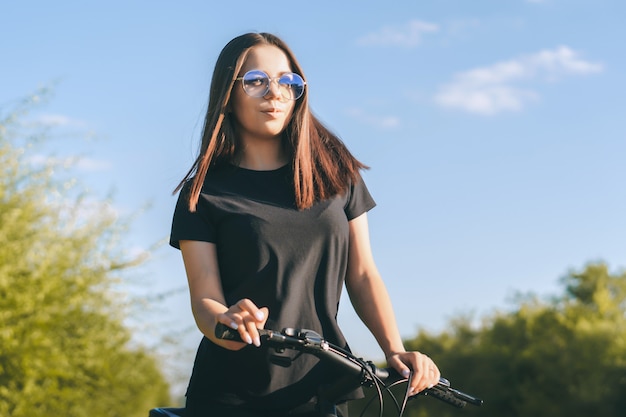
[[0, 94, 170, 417], [392, 263, 626, 417]]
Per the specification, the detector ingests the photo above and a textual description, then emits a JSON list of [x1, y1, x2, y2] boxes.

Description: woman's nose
[[264, 79, 284, 100]]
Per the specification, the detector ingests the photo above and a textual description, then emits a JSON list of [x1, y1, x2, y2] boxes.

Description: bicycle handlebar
[[215, 323, 483, 410]]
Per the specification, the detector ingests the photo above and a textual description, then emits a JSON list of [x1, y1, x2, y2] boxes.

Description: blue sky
[[2, 0, 624, 394]]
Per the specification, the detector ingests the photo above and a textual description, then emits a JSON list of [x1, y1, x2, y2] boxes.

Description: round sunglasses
[[235, 70, 306, 101]]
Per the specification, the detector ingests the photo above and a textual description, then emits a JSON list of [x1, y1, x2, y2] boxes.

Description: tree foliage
[[0, 95, 170, 417], [389, 262, 626, 417]]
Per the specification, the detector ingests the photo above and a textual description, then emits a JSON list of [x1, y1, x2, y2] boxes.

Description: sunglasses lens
[[242, 70, 270, 97], [278, 73, 305, 100], [241, 70, 305, 100]]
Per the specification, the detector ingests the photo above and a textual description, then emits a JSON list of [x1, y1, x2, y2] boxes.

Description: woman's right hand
[[216, 298, 269, 348]]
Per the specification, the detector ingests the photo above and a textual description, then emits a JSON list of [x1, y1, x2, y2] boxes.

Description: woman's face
[[230, 45, 297, 144]]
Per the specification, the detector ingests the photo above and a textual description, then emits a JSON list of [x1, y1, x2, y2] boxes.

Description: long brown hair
[[174, 32, 367, 211]]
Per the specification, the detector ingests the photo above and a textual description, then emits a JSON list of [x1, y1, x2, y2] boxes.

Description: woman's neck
[[236, 139, 290, 171]]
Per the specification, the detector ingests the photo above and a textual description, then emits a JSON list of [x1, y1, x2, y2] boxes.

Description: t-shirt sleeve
[[344, 175, 376, 220], [169, 182, 216, 250]]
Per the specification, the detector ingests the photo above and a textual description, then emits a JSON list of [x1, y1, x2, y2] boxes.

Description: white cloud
[[434, 46, 604, 115], [357, 19, 439, 48], [445, 18, 482, 37], [346, 107, 400, 129], [75, 156, 112, 172], [29, 154, 112, 172], [126, 245, 152, 262], [35, 113, 86, 128], [69, 198, 119, 221]]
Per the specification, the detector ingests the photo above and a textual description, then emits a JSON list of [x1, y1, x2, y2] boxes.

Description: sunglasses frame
[[235, 70, 306, 101]]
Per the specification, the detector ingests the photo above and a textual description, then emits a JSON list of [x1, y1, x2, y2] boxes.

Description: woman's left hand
[[386, 351, 441, 396]]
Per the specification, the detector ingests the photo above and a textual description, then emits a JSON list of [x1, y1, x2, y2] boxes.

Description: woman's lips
[[261, 108, 283, 117]]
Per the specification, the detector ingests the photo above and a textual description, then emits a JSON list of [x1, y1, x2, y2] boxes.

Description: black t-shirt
[[170, 163, 376, 414]]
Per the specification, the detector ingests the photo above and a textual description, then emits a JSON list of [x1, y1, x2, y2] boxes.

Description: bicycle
[[150, 324, 483, 417]]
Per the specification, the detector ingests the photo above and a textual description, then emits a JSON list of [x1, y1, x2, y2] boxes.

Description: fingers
[[217, 299, 268, 347], [388, 352, 441, 396]]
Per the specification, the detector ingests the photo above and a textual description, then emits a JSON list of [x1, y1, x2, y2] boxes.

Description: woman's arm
[[344, 213, 440, 394], [179, 240, 268, 349]]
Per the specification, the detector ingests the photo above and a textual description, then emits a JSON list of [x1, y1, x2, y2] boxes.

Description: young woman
[[170, 32, 440, 417]]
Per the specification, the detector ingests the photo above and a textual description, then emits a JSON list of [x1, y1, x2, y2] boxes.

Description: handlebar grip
[[215, 322, 243, 341], [215, 323, 280, 343], [424, 386, 468, 408], [372, 367, 476, 408], [447, 388, 484, 406]]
